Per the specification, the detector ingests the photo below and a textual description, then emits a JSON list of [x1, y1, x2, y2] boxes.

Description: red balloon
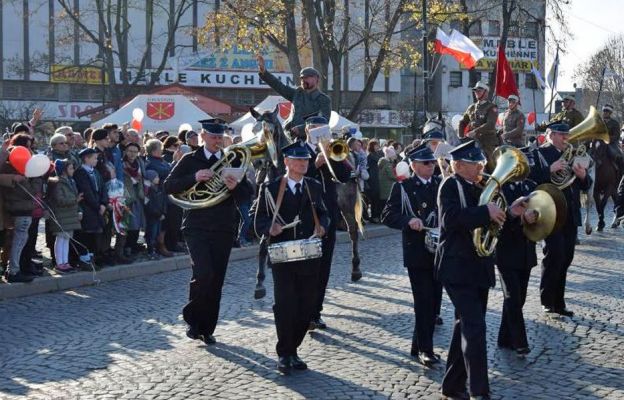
[[527, 111, 536, 125], [131, 118, 143, 132], [8, 146, 32, 175]]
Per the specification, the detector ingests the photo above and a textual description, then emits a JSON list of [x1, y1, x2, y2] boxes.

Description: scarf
[[123, 158, 141, 179]]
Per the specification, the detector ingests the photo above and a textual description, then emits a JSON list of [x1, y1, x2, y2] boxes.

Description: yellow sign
[[472, 58, 538, 72], [51, 65, 107, 85]]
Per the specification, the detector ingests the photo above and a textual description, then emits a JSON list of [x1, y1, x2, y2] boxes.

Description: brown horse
[[585, 140, 621, 232]]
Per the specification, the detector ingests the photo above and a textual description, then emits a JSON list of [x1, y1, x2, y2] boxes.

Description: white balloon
[[451, 114, 463, 131], [25, 154, 51, 178], [395, 161, 410, 179], [132, 108, 145, 122]]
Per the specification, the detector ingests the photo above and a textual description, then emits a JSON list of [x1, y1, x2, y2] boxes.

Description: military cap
[[305, 116, 329, 126], [562, 94, 576, 102], [603, 104, 614, 112], [155, 130, 169, 139], [472, 81, 489, 91], [423, 128, 445, 142], [92, 128, 109, 141], [507, 94, 520, 102], [199, 118, 227, 135], [185, 130, 198, 141], [78, 148, 98, 158], [449, 140, 486, 162], [547, 123, 570, 134], [300, 67, 320, 78], [408, 143, 436, 162], [282, 142, 312, 159]]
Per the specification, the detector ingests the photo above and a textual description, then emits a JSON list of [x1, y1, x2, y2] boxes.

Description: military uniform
[[436, 141, 494, 398], [495, 178, 537, 353], [502, 108, 526, 147], [552, 108, 584, 128], [381, 144, 441, 364], [531, 135, 592, 315], [458, 100, 499, 171], [603, 116, 624, 171], [259, 70, 331, 131]]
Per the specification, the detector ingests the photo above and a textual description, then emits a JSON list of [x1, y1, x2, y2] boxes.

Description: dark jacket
[[145, 155, 172, 182], [259, 70, 331, 130], [0, 163, 40, 217], [382, 175, 440, 270], [0, 150, 29, 227], [495, 180, 538, 270], [366, 151, 381, 193], [251, 176, 329, 244], [47, 176, 82, 233], [144, 184, 167, 219], [94, 146, 114, 183], [435, 175, 495, 288], [163, 148, 253, 234], [531, 143, 592, 227], [74, 166, 108, 233]]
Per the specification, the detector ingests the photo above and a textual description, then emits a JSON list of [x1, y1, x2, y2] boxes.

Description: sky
[[548, 0, 624, 92]]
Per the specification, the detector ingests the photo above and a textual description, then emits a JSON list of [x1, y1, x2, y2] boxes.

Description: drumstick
[[281, 218, 301, 230]]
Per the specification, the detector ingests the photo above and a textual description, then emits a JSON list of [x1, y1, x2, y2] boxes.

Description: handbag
[[267, 176, 323, 264]]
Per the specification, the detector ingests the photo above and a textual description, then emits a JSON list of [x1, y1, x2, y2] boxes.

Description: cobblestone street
[[1, 228, 623, 399]]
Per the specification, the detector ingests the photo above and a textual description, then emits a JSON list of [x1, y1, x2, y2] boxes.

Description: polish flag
[[434, 28, 484, 69]]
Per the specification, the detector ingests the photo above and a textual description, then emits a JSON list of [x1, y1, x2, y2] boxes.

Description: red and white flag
[[434, 28, 484, 69]]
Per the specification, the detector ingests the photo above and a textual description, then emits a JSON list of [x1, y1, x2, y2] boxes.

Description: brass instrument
[[318, 138, 349, 180], [551, 106, 609, 189], [169, 128, 277, 210], [473, 145, 530, 257], [522, 184, 567, 241]]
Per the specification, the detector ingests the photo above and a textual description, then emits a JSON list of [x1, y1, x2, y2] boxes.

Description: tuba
[[551, 106, 609, 189], [169, 129, 277, 210], [473, 145, 530, 257]]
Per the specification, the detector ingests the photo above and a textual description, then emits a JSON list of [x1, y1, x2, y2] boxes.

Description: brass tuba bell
[[318, 137, 349, 180], [168, 128, 277, 210], [473, 145, 530, 257], [551, 106, 609, 189]]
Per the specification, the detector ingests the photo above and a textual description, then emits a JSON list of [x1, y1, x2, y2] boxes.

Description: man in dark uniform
[[530, 123, 591, 317], [458, 82, 499, 171], [501, 95, 526, 147], [164, 119, 252, 345], [601, 104, 624, 173], [552, 94, 584, 128], [252, 142, 330, 374], [436, 140, 528, 399], [495, 153, 538, 357], [381, 143, 441, 367], [257, 55, 331, 131], [302, 116, 352, 330]]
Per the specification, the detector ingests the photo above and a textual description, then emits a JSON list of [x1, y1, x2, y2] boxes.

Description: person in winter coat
[[145, 139, 174, 257], [144, 169, 168, 259], [122, 143, 146, 257], [47, 159, 82, 273]]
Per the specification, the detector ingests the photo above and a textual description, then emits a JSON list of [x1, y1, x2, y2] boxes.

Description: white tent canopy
[[230, 95, 359, 136], [93, 94, 213, 133]]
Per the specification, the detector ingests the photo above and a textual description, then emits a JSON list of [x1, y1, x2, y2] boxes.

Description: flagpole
[[595, 66, 607, 107]]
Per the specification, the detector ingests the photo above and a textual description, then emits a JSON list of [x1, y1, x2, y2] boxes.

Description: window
[[525, 73, 538, 89], [488, 20, 500, 37], [469, 71, 482, 88], [449, 71, 463, 87], [523, 22, 538, 39], [508, 23, 519, 37], [468, 21, 482, 36]]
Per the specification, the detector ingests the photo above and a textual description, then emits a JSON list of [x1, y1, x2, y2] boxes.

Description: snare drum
[[424, 228, 440, 254], [268, 238, 323, 264]]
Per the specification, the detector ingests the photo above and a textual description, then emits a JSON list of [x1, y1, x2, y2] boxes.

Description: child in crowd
[[47, 159, 82, 273], [143, 169, 167, 260]]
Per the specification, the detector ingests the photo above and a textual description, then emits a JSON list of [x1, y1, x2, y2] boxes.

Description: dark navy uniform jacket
[[381, 175, 441, 270], [435, 175, 495, 289]]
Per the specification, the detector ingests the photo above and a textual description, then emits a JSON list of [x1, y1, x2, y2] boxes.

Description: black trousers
[[313, 218, 337, 319], [442, 284, 490, 397], [271, 260, 320, 357], [434, 279, 443, 317], [497, 267, 531, 349], [182, 229, 234, 336], [20, 217, 39, 272], [406, 266, 436, 354], [541, 222, 577, 311]]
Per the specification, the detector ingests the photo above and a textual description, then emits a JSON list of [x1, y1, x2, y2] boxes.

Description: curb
[[0, 225, 394, 301]]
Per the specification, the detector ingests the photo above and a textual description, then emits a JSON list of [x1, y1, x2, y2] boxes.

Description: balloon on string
[[132, 108, 145, 122], [451, 114, 463, 131], [395, 161, 410, 179], [24, 154, 51, 178], [527, 111, 536, 125], [8, 146, 31, 175], [131, 119, 142, 132]]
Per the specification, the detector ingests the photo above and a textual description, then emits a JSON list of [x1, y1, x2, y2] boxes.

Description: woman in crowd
[[144, 139, 174, 257], [122, 142, 146, 257], [365, 140, 382, 222], [162, 136, 180, 164], [378, 146, 398, 208]]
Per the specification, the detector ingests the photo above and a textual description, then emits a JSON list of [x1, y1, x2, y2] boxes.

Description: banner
[[51, 65, 107, 85], [461, 37, 539, 72]]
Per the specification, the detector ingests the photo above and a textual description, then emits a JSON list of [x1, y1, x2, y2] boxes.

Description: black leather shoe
[[418, 351, 440, 367], [186, 327, 200, 340], [315, 317, 327, 330], [291, 355, 308, 370], [5, 272, 35, 283], [557, 308, 574, 317], [200, 334, 216, 345], [277, 356, 292, 374], [441, 389, 470, 400]]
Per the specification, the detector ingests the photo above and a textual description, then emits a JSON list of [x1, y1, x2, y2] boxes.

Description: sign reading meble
[[461, 37, 539, 72]]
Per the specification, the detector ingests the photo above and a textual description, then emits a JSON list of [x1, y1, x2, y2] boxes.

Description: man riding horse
[[601, 104, 624, 174]]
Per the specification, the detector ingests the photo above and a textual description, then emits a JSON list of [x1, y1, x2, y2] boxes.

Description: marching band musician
[[251, 142, 329, 374], [495, 147, 539, 357], [436, 140, 528, 399], [164, 119, 252, 345], [530, 123, 591, 317], [302, 116, 352, 330], [381, 143, 441, 367]]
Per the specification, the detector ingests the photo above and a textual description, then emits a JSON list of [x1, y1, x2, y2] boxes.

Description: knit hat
[[54, 159, 71, 175], [145, 169, 159, 182]]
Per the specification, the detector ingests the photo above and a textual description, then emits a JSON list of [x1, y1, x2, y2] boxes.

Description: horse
[[584, 140, 621, 233], [423, 112, 460, 146]]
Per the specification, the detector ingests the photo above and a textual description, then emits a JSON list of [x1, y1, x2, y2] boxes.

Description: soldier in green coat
[[458, 81, 499, 171], [257, 55, 331, 131], [501, 95, 526, 147], [602, 104, 624, 173], [552, 94, 584, 128]]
